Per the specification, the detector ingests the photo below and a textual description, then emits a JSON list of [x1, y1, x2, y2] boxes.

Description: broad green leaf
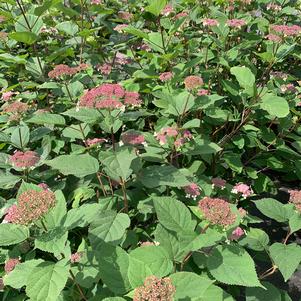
[[45, 154, 99, 177], [35, 228, 68, 255], [269, 243, 301, 281], [9, 32, 38, 45], [56, 21, 79, 35], [96, 244, 131, 294], [124, 26, 149, 39], [289, 211, 301, 233], [89, 211, 130, 248], [26, 261, 70, 301], [170, 272, 214, 300], [0, 224, 29, 246], [254, 198, 289, 222], [128, 246, 173, 287], [11, 125, 30, 149], [62, 108, 102, 123], [101, 148, 137, 181], [34, 0, 61, 16], [207, 245, 262, 287], [239, 228, 269, 251], [145, 0, 167, 16], [0, 171, 21, 189], [103, 298, 126, 301], [27, 113, 66, 125], [139, 165, 190, 188], [15, 14, 43, 34], [246, 282, 281, 301], [200, 284, 235, 301], [260, 93, 289, 118], [230, 66, 255, 89], [4, 259, 44, 289], [184, 139, 222, 155], [153, 196, 196, 233]]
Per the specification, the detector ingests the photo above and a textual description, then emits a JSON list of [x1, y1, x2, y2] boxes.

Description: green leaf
[[139, 165, 190, 188], [123, 25, 149, 39], [254, 198, 289, 222], [184, 139, 222, 155], [26, 261, 70, 301], [89, 211, 130, 248], [269, 243, 301, 281], [153, 196, 196, 233], [27, 113, 66, 125], [128, 246, 173, 287], [246, 282, 282, 301], [62, 108, 102, 123], [56, 21, 79, 35], [200, 284, 235, 301], [9, 32, 38, 45], [207, 245, 262, 287], [230, 66, 255, 89], [35, 228, 68, 255], [101, 148, 137, 181], [0, 224, 29, 246], [169, 272, 214, 300], [96, 244, 131, 294], [145, 0, 167, 16], [0, 171, 21, 189], [239, 228, 269, 251], [289, 211, 301, 233], [34, 0, 61, 16], [45, 154, 99, 178], [260, 93, 289, 118], [4, 259, 44, 289], [11, 125, 30, 149]]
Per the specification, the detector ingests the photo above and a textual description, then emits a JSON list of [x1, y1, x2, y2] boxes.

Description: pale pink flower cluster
[[4, 258, 20, 274], [97, 63, 112, 75], [280, 83, 297, 93], [91, 0, 102, 4], [79, 84, 141, 109], [159, 72, 173, 82], [184, 75, 203, 90], [175, 12, 188, 19], [231, 183, 253, 198], [265, 34, 282, 43], [0, 32, 8, 40], [10, 151, 40, 168], [271, 24, 301, 37], [118, 11, 133, 20], [155, 127, 178, 145], [70, 252, 84, 263], [1, 91, 14, 101], [198, 197, 236, 227], [266, 3, 282, 11], [133, 275, 176, 301], [289, 190, 301, 212], [121, 132, 145, 145], [197, 89, 209, 96], [202, 18, 219, 27], [86, 138, 106, 146], [238, 207, 247, 218], [38, 183, 49, 190], [270, 71, 288, 80], [229, 227, 245, 240], [227, 19, 246, 28], [162, 4, 174, 16], [114, 24, 128, 33], [40, 26, 58, 35], [184, 183, 201, 200], [3, 189, 56, 225], [3, 101, 28, 114], [211, 177, 226, 189], [48, 63, 88, 79], [115, 52, 132, 65]]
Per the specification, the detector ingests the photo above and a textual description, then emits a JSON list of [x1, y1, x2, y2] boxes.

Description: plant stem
[[64, 82, 74, 102], [120, 178, 128, 213], [69, 270, 88, 301]]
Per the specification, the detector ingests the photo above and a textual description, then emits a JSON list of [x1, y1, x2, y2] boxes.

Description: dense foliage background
[[0, 0, 301, 300]]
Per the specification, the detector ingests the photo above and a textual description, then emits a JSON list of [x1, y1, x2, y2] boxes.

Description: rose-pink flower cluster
[[48, 64, 88, 79], [159, 72, 173, 82], [227, 19, 246, 28], [121, 132, 145, 145], [211, 177, 226, 189], [4, 258, 20, 274], [10, 151, 40, 168], [229, 227, 245, 240], [184, 75, 203, 90], [202, 18, 219, 27], [184, 183, 201, 200], [271, 24, 301, 36], [232, 183, 253, 198], [289, 190, 301, 212]]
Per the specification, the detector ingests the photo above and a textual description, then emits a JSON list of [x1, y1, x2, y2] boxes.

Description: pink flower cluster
[[175, 12, 188, 19], [155, 127, 192, 148], [184, 183, 201, 200], [118, 11, 133, 20], [10, 151, 40, 168], [271, 24, 301, 37], [3, 101, 29, 114], [86, 138, 106, 146], [202, 18, 219, 27], [265, 34, 282, 43], [231, 183, 253, 198], [281, 83, 297, 93], [4, 258, 20, 274], [197, 89, 209, 96], [184, 75, 203, 90], [1, 91, 14, 101], [198, 197, 236, 227], [289, 190, 301, 212], [70, 252, 84, 263], [114, 24, 128, 33], [4, 189, 56, 225], [227, 19, 246, 28], [159, 72, 173, 82], [91, 0, 102, 4], [133, 275, 176, 301], [48, 63, 89, 79], [121, 132, 145, 145], [79, 84, 141, 109], [229, 227, 245, 241], [211, 177, 226, 189], [98, 63, 112, 75], [162, 4, 174, 16], [267, 3, 282, 11]]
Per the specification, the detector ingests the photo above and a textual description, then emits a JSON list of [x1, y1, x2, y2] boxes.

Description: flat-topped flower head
[[203, 18, 219, 27], [232, 183, 253, 198], [227, 19, 246, 28], [48, 64, 78, 79], [266, 34, 282, 43], [133, 275, 176, 301], [4, 258, 20, 274], [98, 63, 112, 75], [91, 0, 102, 4], [184, 183, 201, 200], [289, 190, 301, 212], [159, 72, 173, 82], [124, 92, 142, 107], [162, 4, 174, 16], [271, 24, 301, 36], [10, 151, 40, 168], [121, 132, 145, 145], [86, 138, 106, 146], [211, 177, 226, 189], [197, 89, 209, 96], [70, 252, 84, 263], [1, 91, 14, 101], [3, 101, 28, 114], [229, 227, 245, 241], [198, 197, 236, 227], [4, 189, 56, 225], [184, 75, 203, 90]]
